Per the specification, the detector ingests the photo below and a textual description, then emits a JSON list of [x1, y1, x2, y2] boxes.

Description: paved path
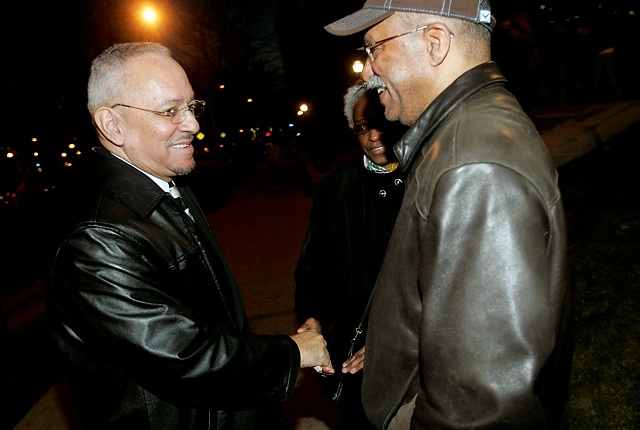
[[208, 189, 341, 428], [533, 100, 640, 167]]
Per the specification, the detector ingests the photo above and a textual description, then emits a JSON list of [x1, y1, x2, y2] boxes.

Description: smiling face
[[353, 90, 396, 166], [361, 14, 441, 126], [361, 19, 419, 125], [109, 53, 200, 182]]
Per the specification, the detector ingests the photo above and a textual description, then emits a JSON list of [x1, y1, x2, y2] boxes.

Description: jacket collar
[[92, 146, 167, 218], [394, 61, 508, 172]]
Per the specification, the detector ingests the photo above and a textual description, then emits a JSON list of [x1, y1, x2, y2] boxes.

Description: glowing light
[[196, 132, 205, 140], [247, 98, 253, 103], [300, 103, 309, 112], [6, 152, 14, 158], [352, 60, 364, 73], [69, 143, 76, 149], [220, 132, 227, 138], [142, 7, 157, 24]]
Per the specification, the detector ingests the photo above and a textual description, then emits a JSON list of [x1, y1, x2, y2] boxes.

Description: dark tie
[[168, 181, 194, 220]]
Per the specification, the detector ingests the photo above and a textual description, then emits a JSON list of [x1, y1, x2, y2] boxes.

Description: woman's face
[[352, 93, 396, 166]]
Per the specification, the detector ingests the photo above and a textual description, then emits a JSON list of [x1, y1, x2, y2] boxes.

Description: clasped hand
[[296, 318, 367, 375], [290, 318, 334, 374]]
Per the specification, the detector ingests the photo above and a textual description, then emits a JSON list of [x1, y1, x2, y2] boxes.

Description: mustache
[[365, 75, 386, 92], [177, 133, 196, 141]]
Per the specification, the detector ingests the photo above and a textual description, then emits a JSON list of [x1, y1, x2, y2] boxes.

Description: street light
[[352, 60, 364, 74], [137, 5, 161, 41], [141, 7, 158, 25]]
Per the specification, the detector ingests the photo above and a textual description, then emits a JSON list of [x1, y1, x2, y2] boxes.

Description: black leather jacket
[[362, 62, 573, 429], [46, 147, 299, 429]]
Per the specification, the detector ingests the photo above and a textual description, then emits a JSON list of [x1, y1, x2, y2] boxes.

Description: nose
[[180, 111, 200, 134], [368, 128, 382, 142], [361, 59, 374, 81]]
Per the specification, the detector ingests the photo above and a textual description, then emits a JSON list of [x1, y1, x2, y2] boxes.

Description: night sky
[[2, 1, 638, 150]]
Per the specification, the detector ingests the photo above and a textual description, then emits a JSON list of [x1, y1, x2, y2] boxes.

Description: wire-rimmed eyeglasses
[[111, 100, 206, 124], [359, 24, 454, 62]]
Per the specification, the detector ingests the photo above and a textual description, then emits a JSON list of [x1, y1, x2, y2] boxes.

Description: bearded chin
[[174, 162, 196, 176]]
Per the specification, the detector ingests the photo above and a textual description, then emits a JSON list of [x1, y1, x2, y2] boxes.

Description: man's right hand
[[290, 329, 334, 374]]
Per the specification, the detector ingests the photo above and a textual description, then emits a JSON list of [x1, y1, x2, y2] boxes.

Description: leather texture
[[46, 147, 298, 429], [362, 62, 573, 429]]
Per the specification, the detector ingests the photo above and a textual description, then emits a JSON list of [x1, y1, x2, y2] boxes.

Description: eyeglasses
[[354, 122, 371, 136], [111, 100, 206, 124], [360, 24, 454, 62], [354, 119, 387, 136]]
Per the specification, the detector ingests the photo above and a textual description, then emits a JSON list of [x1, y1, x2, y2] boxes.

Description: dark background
[[2, 1, 639, 183]]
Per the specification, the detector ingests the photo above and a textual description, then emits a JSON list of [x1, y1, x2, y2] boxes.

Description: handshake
[[290, 317, 335, 375], [289, 317, 366, 376]]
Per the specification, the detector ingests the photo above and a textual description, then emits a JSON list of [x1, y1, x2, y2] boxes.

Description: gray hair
[[343, 82, 368, 129], [395, 12, 491, 61], [87, 42, 171, 115]]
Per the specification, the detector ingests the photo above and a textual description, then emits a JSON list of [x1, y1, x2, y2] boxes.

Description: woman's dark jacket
[[294, 158, 404, 360], [46, 146, 299, 429]]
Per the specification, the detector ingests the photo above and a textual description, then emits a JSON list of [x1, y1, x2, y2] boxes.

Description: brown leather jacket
[[362, 62, 573, 429]]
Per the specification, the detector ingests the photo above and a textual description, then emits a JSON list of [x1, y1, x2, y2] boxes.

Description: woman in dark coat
[[294, 82, 406, 429]]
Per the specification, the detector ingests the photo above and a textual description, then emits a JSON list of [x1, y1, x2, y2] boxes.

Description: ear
[[94, 107, 125, 147], [423, 23, 453, 66]]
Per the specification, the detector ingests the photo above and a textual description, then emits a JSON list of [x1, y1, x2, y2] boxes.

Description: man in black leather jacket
[[325, 1, 573, 428], [45, 42, 332, 430], [295, 82, 406, 428]]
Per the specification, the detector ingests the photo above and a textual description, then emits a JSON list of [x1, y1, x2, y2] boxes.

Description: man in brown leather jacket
[[325, 1, 573, 428], [46, 42, 333, 429]]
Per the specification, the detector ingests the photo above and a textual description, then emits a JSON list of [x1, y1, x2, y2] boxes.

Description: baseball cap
[[325, 0, 495, 36]]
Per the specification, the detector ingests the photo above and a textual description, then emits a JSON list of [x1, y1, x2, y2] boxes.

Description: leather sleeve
[[51, 222, 299, 409], [414, 163, 554, 427]]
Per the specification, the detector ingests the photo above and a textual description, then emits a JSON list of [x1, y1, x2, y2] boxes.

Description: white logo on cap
[[480, 9, 491, 24]]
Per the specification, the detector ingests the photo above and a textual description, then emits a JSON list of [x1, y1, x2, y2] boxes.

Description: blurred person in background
[[45, 41, 332, 430], [589, 18, 622, 101], [295, 81, 406, 429], [325, 0, 573, 428]]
